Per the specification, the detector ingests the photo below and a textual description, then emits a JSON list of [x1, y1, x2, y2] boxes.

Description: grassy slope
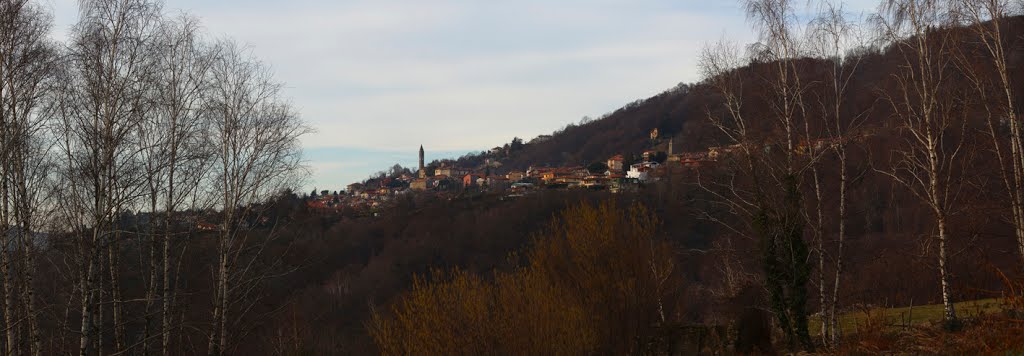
[[811, 298, 1005, 337]]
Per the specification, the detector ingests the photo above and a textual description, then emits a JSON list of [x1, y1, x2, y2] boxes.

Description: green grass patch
[[810, 298, 1004, 336]]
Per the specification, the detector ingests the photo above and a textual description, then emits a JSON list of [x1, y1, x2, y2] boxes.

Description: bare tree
[[0, 0, 317, 354], [806, 0, 870, 345], [56, 0, 161, 353], [0, 1, 57, 355], [873, 0, 965, 326], [203, 40, 309, 356], [696, 38, 763, 250], [698, 6, 815, 344], [954, 0, 1024, 268], [744, 0, 814, 350], [135, 14, 216, 355]]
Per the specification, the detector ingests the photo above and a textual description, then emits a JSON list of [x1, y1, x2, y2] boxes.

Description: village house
[[526, 166, 549, 179], [541, 169, 557, 182], [346, 183, 364, 196], [643, 150, 657, 162], [436, 164, 471, 178], [506, 171, 526, 182], [607, 155, 624, 173], [533, 166, 587, 185], [627, 161, 660, 183], [510, 182, 535, 192], [486, 175, 511, 191], [410, 178, 431, 191], [463, 173, 483, 188], [667, 151, 715, 170], [550, 167, 588, 187]]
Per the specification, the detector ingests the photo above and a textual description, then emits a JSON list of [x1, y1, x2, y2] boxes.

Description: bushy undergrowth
[[368, 201, 685, 355]]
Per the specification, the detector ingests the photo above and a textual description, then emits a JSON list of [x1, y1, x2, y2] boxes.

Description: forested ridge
[[367, 0, 1024, 353], [3, 0, 1024, 355]]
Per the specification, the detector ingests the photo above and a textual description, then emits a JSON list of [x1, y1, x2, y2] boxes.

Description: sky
[[42, 0, 879, 191]]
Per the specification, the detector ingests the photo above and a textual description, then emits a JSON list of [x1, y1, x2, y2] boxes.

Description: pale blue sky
[[42, 0, 878, 190]]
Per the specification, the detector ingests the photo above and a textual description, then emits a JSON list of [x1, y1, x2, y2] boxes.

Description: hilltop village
[[304, 129, 852, 212]]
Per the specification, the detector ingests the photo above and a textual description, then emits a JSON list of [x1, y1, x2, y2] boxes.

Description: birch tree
[[204, 40, 309, 355], [744, 0, 814, 349], [806, 0, 869, 345], [954, 0, 1024, 268], [874, 0, 965, 327], [0, 0, 56, 355], [56, 0, 160, 353], [698, 3, 815, 343], [138, 14, 215, 355]]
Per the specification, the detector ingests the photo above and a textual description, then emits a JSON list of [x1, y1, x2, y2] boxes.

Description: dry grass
[[821, 272, 1024, 354], [810, 298, 1003, 338]]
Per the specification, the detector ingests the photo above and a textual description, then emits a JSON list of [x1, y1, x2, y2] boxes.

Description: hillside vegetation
[[3, 0, 1024, 355], [366, 2, 1024, 354]]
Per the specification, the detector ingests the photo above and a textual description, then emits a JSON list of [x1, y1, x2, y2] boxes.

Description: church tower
[[418, 145, 426, 178]]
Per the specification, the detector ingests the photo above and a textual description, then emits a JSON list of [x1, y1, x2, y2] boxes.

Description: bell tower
[[418, 145, 426, 178]]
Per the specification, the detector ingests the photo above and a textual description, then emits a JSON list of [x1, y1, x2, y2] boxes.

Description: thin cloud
[[47, 0, 878, 188]]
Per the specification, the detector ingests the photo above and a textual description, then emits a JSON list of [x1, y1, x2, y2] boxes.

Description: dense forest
[[3, 0, 1024, 355]]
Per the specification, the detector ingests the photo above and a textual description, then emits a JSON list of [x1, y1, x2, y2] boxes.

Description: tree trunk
[[12, 145, 41, 356], [830, 150, 848, 344], [218, 242, 230, 355], [144, 190, 159, 355], [208, 225, 231, 356], [162, 215, 173, 356], [162, 131, 179, 356], [20, 236, 41, 356], [1, 169, 15, 356], [79, 232, 99, 356], [2, 240, 16, 356], [937, 213, 956, 324], [811, 166, 828, 345], [108, 232, 124, 352]]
